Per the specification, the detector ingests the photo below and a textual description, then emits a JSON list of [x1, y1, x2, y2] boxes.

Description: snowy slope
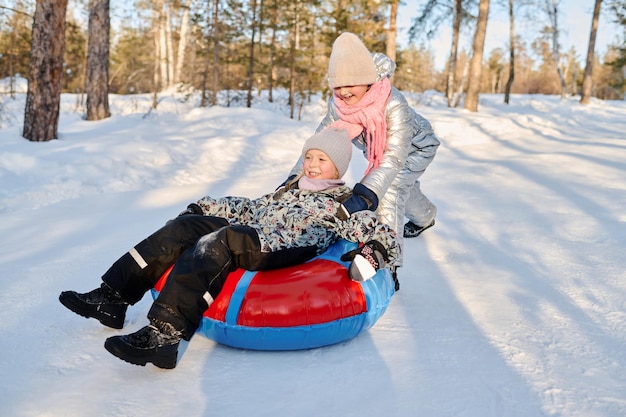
[[1, 84, 625, 417]]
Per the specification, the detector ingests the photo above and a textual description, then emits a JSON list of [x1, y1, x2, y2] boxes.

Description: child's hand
[[178, 203, 203, 217], [166, 203, 203, 225]]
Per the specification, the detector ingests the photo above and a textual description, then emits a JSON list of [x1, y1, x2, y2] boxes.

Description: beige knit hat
[[327, 32, 377, 89], [302, 128, 352, 178]]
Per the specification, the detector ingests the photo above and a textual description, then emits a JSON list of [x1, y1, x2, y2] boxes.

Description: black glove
[[337, 183, 378, 220], [178, 203, 203, 217], [340, 241, 388, 281], [166, 203, 202, 225]]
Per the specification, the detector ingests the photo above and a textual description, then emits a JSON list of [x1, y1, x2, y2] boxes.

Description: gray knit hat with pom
[[302, 128, 352, 178]]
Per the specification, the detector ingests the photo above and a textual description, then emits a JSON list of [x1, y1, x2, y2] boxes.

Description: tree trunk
[[464, 0, 490, 112], [211, 0, 220, 106], [546, 0, 567, 98], [288, 0, 300, 119], [257, 0, 265, 97], [335, 0, 345, 35], [452, 58, 469, 108], [159, 2, 169, 88], [246, 0, 258, 108], [152, 0, 163, 109], [268, 0, 278, 103], [174, 0, 191, 85], [86, 0, 111, 121], [23, 0, 68, 141], [8, 6, 29, 99], [165, 4, 174, 87], [504, 0, 515, 104], [447, 0, 462, 107], [386, 0, 398, 64], [581, 0, 603, 104], [200, 46, 210, 107]]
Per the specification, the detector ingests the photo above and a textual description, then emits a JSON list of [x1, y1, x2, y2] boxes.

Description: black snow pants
[[102, 215, 318, 340]]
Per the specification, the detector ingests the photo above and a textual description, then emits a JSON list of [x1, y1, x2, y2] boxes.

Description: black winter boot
[[403, 219, 435, 238], [104, 320, 182, 369], [59, 283, 128, 329], [391, 266, 400, 292]]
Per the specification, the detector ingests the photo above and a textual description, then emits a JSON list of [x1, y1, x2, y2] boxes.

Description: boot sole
[[59, 292, 125, 329], [104, 337, 178, 369], [403, 219, 435, 238]]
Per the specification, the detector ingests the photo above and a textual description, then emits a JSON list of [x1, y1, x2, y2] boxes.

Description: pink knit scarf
[[329, 78, 391, 175]]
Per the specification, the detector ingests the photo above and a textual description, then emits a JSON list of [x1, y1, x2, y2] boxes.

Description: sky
[[1, 79, 625, 416], [397, 0, 623, 69]]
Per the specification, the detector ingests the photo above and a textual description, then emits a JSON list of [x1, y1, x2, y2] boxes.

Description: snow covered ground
[[1, 81, 625, 417]]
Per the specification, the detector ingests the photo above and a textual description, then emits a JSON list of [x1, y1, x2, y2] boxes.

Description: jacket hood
[[372, 52, 396, 82]]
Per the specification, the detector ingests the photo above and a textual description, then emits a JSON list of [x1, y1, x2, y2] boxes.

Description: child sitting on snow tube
[[59, 127, 399, 369]]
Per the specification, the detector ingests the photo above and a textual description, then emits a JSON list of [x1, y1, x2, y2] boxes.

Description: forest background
[[1, 0, 625, 137]]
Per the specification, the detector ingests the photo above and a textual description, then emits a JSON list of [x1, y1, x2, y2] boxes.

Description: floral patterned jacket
[[195, 184, 399, 264]]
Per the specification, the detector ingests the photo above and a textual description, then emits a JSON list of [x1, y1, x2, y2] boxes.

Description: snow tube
[[151, 239, 395, 351]]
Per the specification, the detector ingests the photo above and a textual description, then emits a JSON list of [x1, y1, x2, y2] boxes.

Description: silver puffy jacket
[[290, 53, 440, 264]]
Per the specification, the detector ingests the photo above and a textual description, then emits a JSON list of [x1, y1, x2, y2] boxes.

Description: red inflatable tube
[[151, 239, 395, 350]]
